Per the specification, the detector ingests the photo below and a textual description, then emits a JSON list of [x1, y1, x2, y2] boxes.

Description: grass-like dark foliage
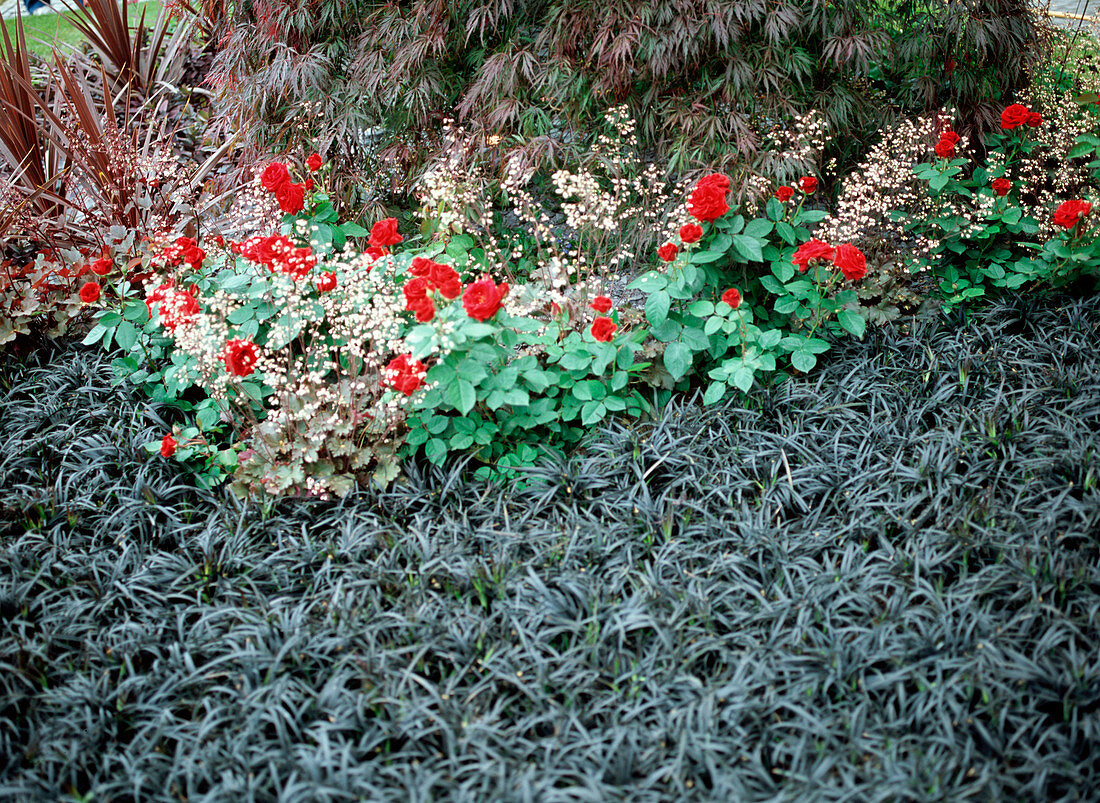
[[2, 292, 1100, 801]]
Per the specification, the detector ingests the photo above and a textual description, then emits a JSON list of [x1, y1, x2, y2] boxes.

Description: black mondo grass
[[1, 293, 1099, 801]]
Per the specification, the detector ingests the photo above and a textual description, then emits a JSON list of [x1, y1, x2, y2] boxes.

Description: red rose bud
[[934, 138, 955, 159], [382, 354, 427, 395], [1026, 112, 1042, 127], [721, 287, 742, 309], [79, 281, 101, 303], [589, 295, 612, 313], [590, 316, 617, 342], [679, 223, 703, 243], [992, 178, 1011, 197], [799, 176, 817, 194], [306, 152, 323, 171], [776, 186, 794, 202], [160, 434, 177, 457], [304, 178, 314, 192], [658, 242, 678, 262], [317, 272, 337, 292], [219, 338, 259, 377]]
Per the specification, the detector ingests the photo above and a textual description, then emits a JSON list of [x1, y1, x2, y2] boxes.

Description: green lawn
[[1, 2, 162, 59]]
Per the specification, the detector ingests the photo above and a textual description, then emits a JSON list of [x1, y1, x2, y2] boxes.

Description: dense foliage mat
[[2, 292, 1100, 801]]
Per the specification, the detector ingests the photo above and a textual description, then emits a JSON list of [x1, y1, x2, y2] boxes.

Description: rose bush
[[904, 101, 1100, 311]]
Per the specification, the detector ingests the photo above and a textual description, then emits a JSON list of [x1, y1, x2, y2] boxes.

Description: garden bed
[[2, 289, 1098, 800]]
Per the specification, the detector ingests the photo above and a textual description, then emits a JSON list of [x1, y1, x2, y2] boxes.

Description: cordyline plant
[[205, 0, 1040, 201], [58, 0, 192, 97], [0, 7, 234, 346]]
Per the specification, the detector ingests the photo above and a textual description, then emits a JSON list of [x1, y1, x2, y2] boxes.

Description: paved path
[[1046, 0, 1099, 24]]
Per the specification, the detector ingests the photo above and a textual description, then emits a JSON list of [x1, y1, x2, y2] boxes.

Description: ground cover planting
[[3, 0, 1100, 799], [2, 292, 1099, 800]]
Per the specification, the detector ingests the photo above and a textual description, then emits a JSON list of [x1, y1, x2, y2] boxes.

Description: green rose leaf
[[837, 309, 866, 338], [646, 290, 671, 326], [731, 235, 765, 263], [791, 350, 817, 373], [703, 381, 727, 405], [663, 341, 693, 381]]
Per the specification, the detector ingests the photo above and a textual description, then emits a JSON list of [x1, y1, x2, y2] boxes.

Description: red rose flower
[[775, 186, 794, 203], [212, 234, 225, 248], [940, 130, 960, 147], [992, 178, 1011, 197], [79, 281, 101, 303], [1000, 104, 1031, 130], [260, 161, 290, 192], [687, 173, 731, 222], [590, 316, 617, 342], [160, 434, 177, 457], [403, 276, 436, 322], [366, 245, 387, 262], [369, 218, 402, 248], [799, 176, 817, 194], [833, 243, 867, 281], [410, 257, 462, 299], [275, 181, 305, 215], [304, 178, 314, 192], [383, 354, 427, 395], [1026, 112, 1042, 127], [90, 257, 112, 276], [178, 237, 206, 268], [721, 287, 742, 309], [679, 223, 704, 244], [316, 271, 337, 292], [159, 288, 200, 331], [658, 242, 678, 262], [462, 277, 507, 322], [219, 339, 259, 377], [306, 153, 323, 171], [1052, 199, 1092, 229], [589, 295, 613, 313], [934, 138, 955, 159], [791, 238, 835, 273], [696, 173, 731, 192], [145, 282, 173, 319]]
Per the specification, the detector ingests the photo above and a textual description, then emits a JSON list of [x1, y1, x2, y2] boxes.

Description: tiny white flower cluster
[[501, 105, 682, 302], [417, 120, 494, 236], [759, 109, 830, 185], [818, 113, 945, 280]]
